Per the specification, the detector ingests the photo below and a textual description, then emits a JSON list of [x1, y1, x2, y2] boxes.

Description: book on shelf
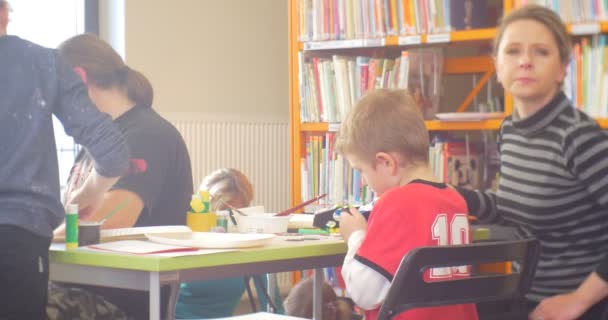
[[514, 0, 606, 24], [299, 47, 444, 122], [450, 0, 491, 30], [430, 140, 482, 190], [298, 0, 503, 42], [564, 35, 608, 117], [300, 133, 375, 207]]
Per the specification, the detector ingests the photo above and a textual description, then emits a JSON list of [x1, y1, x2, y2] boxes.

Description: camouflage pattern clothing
[[47, 283, 132, 320]]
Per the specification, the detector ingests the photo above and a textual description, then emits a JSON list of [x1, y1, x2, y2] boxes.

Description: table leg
[[313, 268, 324, 320], [166, 282, 180, 320], [267, 273, 277, 312], [150, 272, 161, 320]]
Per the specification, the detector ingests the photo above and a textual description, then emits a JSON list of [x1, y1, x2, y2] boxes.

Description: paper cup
[[236, 214, 290, 234]]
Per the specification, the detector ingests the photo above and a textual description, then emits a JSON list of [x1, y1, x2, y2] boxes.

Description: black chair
[[377, 239, 540, 320]]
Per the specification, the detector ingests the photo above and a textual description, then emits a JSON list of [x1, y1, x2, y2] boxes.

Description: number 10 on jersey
[[430, 214, 470, 278]]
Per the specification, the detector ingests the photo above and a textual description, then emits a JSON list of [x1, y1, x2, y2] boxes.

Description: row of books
[[300, 133, 376, 207], [300, 133, 500, 206], [298, 48, 443, 122], [565, 35, 608, 117], [516, 0, 608, 23], [297, 0, 499, 42]]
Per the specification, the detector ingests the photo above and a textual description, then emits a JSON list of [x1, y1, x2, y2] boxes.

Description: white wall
[[122, 0, 289, 120], [104, 0, 291, 210]]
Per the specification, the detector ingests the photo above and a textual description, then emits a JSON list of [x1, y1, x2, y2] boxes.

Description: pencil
[[99, 197, 132, 224], [275, 194, 328, 217]]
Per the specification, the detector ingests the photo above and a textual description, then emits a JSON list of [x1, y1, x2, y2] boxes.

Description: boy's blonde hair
[[201, 168, 253, 211], [335, 89, 429, 166]]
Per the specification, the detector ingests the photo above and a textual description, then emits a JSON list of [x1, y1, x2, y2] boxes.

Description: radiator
[[168, 115, 290, 213]]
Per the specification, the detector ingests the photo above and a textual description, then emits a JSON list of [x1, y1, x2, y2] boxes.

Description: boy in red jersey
[[335, 89, 478, 320]]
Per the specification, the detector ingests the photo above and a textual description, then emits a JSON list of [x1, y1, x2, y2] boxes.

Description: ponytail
[[125, 67, 154, 108], [58, 34, 154, 108]]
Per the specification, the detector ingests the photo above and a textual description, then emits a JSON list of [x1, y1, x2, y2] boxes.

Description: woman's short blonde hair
[[335, 89, 429, 166]]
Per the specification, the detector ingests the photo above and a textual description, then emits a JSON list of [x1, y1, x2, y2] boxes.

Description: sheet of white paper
[[87, 240, 197, 254], [153, 248, 236, 257]]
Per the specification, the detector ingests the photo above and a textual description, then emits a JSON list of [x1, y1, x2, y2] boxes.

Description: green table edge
[[50, 241, 348, 272], [50, 227, 489, 272]]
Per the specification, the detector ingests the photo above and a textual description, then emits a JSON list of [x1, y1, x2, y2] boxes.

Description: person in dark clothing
[[0, 1, 129, 319], [453, 5, 608, 320], [530, 256, 608, 320], [47, 33, 193, 320]]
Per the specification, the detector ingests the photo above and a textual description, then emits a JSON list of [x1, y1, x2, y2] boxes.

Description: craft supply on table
[[187, 191, 216, 231], [65, 204, 79, 249], [78, 221, 101, 246]]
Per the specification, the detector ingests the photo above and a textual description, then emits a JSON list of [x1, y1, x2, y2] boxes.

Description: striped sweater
[[457, 92, 608, 302]]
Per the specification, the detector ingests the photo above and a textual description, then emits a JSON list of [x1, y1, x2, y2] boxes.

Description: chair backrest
[[377, 239, 541, 320]]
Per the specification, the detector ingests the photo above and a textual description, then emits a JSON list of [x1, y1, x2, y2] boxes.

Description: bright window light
[[7, 0, 86, 192]]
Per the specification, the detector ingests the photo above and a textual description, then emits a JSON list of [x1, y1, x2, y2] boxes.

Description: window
[[7, 0, 86, 192]]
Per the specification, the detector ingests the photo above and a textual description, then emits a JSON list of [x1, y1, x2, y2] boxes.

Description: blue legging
[[176, 275, 284, 319]]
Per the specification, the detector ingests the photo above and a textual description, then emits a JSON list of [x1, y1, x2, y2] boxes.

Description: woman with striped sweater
[[456, 5, 608, 320]]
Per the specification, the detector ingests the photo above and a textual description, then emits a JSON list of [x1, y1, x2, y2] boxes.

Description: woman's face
[[495, 19, 566, 107]]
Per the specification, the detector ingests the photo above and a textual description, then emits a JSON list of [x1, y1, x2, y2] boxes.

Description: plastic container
[[78, 221, 101, 246], [236, 214, 291, 234], [215, 211, 229, 232], [187, 212, 217, 232]]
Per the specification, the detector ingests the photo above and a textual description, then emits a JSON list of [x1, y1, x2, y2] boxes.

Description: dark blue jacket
[[0, 35, 129, 237]]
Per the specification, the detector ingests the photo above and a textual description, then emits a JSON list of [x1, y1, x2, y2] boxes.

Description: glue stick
[[65, 204, 79, 249]]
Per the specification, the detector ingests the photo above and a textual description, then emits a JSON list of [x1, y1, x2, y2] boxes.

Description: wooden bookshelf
[[289, 0, 608, 208], [597, 119, 608, 128], [288, 1, 513, 208], [299, 28, 498, 51], [300, 119, 505, 133]]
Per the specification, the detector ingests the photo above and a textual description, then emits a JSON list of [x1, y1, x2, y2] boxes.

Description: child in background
[[176, 168, 284, 318], [335, 89, 478, 320], [284, 276, 355, 320]]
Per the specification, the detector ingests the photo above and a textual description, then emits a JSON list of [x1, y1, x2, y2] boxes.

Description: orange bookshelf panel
[[444, 56, 494, 74], [300, 123, 329, 132], [425, 119, 503, 131], [299, 28, 497, 51], [300, 119, 503, 133], [449, 28, 497, 42], [596, 118, 608, 128]]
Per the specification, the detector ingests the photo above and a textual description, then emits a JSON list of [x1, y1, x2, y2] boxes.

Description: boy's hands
[[339, 207, 367, 242]]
